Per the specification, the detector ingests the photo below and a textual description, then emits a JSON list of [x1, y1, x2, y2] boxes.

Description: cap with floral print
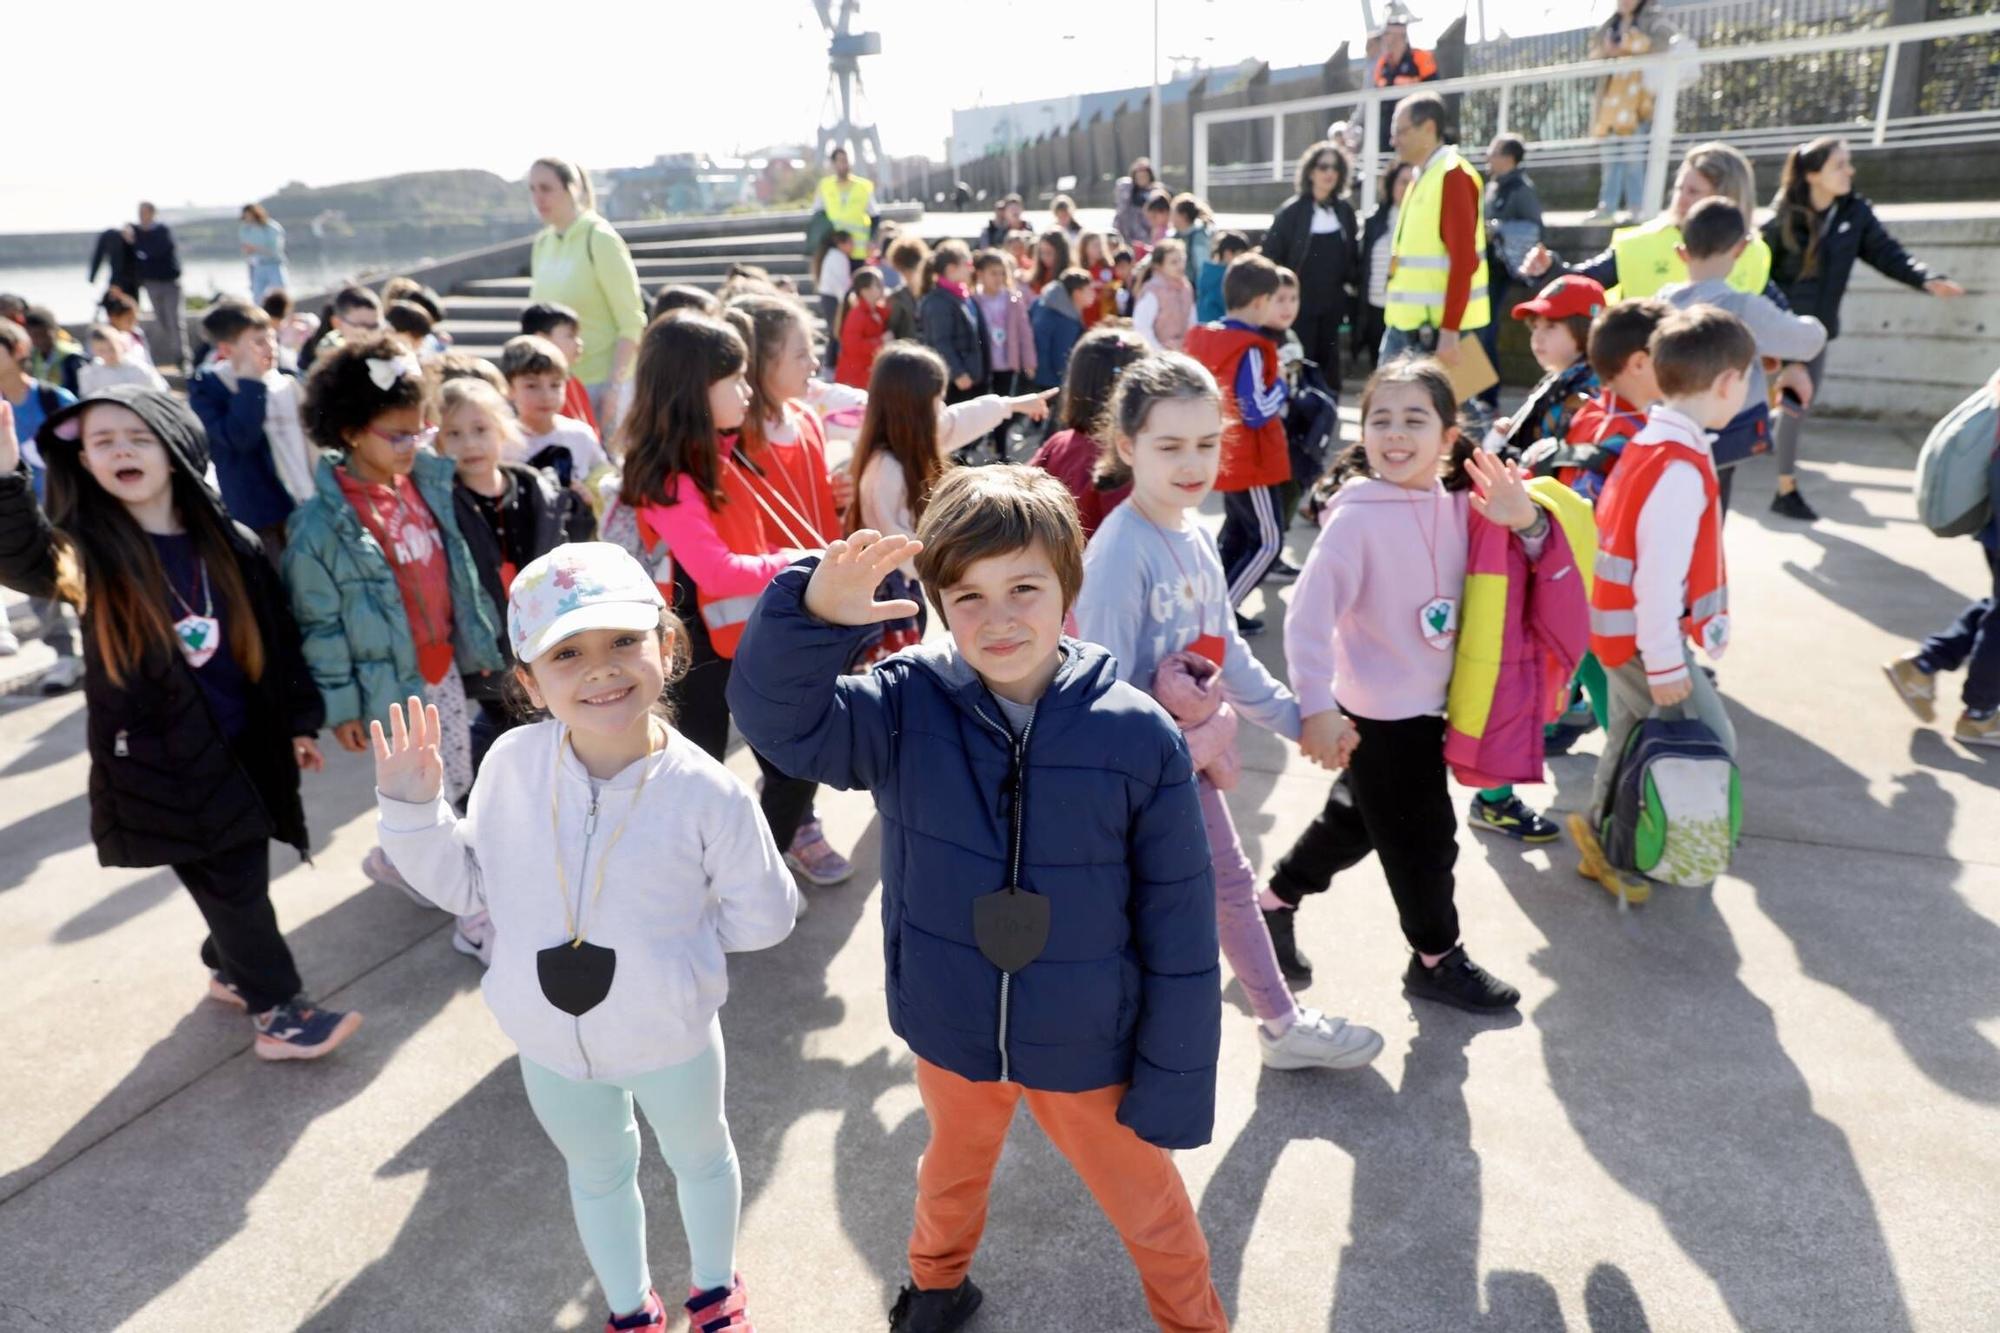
[[508, 542, 666, 665]]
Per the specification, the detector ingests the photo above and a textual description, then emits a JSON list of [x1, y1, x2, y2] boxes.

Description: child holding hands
[[1075, 353, 1382, 1071], [1264, 357, 1559, 1010]]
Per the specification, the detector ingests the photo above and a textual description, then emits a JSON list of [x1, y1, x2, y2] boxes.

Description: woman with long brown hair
[[0, 384, 357, 1058], [1761, 136, 1965, 520]]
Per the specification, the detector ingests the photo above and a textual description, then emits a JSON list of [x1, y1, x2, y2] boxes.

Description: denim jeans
[[248, 258, 288, 303], [1379, 324, 1434, 363], [1917, 534, 2000, 712], [1596, 127, 1650, 214]]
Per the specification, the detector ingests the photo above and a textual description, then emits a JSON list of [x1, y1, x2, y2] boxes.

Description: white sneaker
[[1258, 1008, 1385, 1071], [39, 656, 84, 693], [0, 625, 19, 656]]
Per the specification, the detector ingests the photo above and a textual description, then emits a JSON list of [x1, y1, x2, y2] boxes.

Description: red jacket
[[1184, 322, 1289, 491], [835, 299, 890, 388]]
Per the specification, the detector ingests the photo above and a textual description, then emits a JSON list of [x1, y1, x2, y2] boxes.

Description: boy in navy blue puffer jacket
[[729, 464, 1226, 1333]]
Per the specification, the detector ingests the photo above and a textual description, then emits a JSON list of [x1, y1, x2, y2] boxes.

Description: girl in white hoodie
[[372, 541, 795, 1333]]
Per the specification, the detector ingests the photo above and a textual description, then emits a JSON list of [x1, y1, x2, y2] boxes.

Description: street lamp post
[[1150, 0, 1163, 168]]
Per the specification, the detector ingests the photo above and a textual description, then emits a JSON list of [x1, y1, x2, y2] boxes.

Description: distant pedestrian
[[131, 202, 186, 374], [87, 226, 139, 305], [239, 204, 290, 302], [527, 157, 647, 436]]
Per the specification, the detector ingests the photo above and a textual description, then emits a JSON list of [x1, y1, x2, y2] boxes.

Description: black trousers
[[1267, 712, 1460, 956], [1293, 307, 1343, 387], [1353, 303, 1387, 373], [1218, 485, 1284, 608], [172, 838, 301, 1014], [673, 649, 817, 851]]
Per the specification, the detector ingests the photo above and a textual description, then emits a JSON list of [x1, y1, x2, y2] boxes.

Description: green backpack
[[1602, 707, 1743, 888]]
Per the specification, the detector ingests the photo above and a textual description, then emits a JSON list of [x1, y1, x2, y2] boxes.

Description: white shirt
[[517, 414, 610, 477], [377, 721, 797, 1081]]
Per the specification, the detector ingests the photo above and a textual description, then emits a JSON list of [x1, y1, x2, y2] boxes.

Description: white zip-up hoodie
[[376, 719, 798, 1081]]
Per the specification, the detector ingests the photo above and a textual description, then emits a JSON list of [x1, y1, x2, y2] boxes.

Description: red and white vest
[[1589, 439, 1729, 667]]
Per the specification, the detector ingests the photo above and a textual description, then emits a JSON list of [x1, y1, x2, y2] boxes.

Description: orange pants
[[909, 1058, 1229, 1332]]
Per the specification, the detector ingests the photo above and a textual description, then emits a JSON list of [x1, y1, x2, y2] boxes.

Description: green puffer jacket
[[281, 452, 504, 728]]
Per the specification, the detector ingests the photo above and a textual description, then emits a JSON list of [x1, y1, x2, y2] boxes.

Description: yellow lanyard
[[549, 721, 660, 948]]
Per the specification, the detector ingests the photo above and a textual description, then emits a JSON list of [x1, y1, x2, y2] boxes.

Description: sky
[[6, 0, 1583, 234]]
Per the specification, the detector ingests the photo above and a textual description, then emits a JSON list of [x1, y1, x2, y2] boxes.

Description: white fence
[[1192, 11, 2000, 213]]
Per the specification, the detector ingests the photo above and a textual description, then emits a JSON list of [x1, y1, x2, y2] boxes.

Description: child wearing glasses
[[282, 333, 505, 947]]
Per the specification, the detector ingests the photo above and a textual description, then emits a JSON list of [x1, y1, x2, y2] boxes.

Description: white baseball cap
[[507, 542, 667, 665]]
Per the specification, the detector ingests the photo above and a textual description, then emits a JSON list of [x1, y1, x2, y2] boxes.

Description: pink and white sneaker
[[362, 846, 431, 908], [685, 1274, 753, 1332], [207, 971, 248, 1010], [605, 1288, 667, 1331], [785, 819, 852, 887], [452, 911, 494, 966]]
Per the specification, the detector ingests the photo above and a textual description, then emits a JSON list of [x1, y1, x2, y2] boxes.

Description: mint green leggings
[[518, 1017, 739, 1314], [1478, 654, 1610, 805]]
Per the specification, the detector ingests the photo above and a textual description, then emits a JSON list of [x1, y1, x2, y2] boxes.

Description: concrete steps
[[440, 222, 829, 364]]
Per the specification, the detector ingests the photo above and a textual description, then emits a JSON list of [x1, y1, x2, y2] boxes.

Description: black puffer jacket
[[0, 386, 322, 867], [1761, 192, 1941, 341], [454, 462, 596, 701], [918, 286, 991, 387], [1259, 192, 1361, 315]]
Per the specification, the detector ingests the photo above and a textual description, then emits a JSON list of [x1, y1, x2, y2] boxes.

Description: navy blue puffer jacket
[[729, 561, 1220, 1149]]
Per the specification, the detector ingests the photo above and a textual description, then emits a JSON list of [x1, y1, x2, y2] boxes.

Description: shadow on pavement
[[1196, 1014, 1579, 1332], [1487, 842, 1915, 1332], [1730, 703, 2000, 1104], [1780, 523, 1974, 643], [0, 700, 85, 779], [0, 886, 477, 1328]]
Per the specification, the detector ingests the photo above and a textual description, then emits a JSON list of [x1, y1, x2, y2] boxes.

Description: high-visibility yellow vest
[[815, 175, 876, 245], [1607, 216, 1772, 300], [1385, 148, 1491, 332]]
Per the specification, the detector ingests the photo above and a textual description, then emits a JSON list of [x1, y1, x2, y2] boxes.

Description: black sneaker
[[1262, 906, 1314, 984], [1403, 946, 1520, 1013], [1467, 793, 1561, 843], [1769, 488, 1819, 521], [1236, 611, 1265, 637], [889, 1278, 983, 1333], [1264, 557, 1302, 584]]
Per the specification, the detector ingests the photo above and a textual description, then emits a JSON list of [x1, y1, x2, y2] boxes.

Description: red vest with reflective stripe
[[1589, 440, 1729, 667], [691, 460, 782, 659]]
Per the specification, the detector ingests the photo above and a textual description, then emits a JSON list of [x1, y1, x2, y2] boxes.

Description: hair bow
[[366, 355, 419, 392]]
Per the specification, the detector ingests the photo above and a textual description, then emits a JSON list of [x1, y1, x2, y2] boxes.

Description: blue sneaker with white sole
[[253, 998, 362, 1061]]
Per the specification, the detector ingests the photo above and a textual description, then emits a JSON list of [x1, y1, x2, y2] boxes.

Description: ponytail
[[1772, 136, 1843, 280]]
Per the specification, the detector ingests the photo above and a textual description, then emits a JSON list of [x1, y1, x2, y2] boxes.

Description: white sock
[[1261, 1010, 1297, 1037], [1257, 887, 1289, 912]]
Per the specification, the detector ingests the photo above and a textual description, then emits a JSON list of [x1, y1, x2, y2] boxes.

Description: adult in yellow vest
[[1382, 93, 1491, 379], [814, 148, 876, 248], [1520, 142, 1770, 299]]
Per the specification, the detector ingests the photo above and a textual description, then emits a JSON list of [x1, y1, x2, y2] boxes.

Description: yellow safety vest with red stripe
[[1588, 440, 1730, 667]]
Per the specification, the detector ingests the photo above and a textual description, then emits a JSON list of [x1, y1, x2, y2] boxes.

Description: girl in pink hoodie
[[1263, 358, 1551, 1015]]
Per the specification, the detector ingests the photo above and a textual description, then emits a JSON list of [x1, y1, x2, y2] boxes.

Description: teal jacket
[[281, 452, 504, 728]]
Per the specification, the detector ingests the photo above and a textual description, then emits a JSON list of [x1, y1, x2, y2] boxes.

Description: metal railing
[[1192, 10, 2000, 214]]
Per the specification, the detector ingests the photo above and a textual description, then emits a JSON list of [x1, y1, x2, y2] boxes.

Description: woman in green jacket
[[527, 157, 648, 439]]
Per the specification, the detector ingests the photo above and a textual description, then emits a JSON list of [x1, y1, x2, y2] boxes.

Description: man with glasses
[[1381, 92, 1491, 403]]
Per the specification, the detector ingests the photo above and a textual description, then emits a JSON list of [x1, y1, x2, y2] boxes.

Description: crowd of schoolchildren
[[0, 124, 1985, 1333]]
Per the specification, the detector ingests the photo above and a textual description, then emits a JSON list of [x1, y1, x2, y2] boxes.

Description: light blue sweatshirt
[[1076, 500, 1301, 739]]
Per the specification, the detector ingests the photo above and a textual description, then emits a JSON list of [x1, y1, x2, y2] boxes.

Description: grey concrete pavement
[[1, 417, 1996, 1332]]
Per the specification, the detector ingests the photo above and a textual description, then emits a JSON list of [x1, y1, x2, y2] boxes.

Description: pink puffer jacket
[[1151, 651, 1241, 790]]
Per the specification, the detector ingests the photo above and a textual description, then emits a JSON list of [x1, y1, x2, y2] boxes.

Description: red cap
[[1512, 275, 1607, 323]]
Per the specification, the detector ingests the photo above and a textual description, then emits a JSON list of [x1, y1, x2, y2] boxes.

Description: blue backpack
[[1914, 387, 1999, 538], [1600, 707, 1742, 888]]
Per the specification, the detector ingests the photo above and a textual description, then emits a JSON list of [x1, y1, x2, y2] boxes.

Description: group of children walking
[[0, 181, 1776, 1327]]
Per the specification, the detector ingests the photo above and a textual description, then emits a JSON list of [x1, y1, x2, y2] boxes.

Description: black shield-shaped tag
[[972, 887, 1050, 973], [537, 940, 617, 1017]]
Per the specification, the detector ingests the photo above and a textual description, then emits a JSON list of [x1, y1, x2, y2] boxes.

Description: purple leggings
[[1196, 775, 1298, 1025]]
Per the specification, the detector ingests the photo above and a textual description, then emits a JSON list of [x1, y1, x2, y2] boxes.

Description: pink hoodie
[[1285, 479, 1472, 722]]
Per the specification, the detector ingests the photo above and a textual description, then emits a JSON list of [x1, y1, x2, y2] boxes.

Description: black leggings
[[673, 648, 817, 851], [172, 839, 301, 1014], [1293, 307, 1344, 386], [1267, 712, 1460, 956]]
